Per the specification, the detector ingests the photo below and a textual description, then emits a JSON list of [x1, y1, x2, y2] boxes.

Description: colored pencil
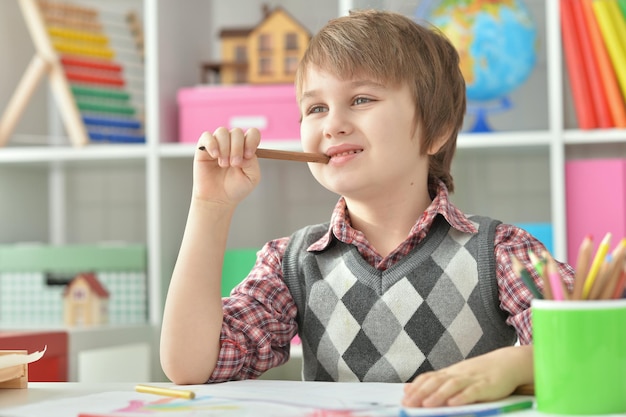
[[135, 384, 195, 399], [510, 254, 543, 299], [582, 232, 612, 299], [611, 267, 626, 299], [599, 238, 626, 299], [529, 250, 551, 299], [198, 146, 330, 164], [572, 234, 593, 300], [255, 148, 330, 163], [545, 252, 567, 301], [588, 258, 611, 300]]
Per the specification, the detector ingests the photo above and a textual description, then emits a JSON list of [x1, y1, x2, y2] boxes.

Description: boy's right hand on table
[[402, 346, 533, 407], [193, 127, 262, 205]]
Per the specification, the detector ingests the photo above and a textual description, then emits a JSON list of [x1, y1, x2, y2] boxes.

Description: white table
[[0, 381, 621, 417], [0, 382, 137, 409]]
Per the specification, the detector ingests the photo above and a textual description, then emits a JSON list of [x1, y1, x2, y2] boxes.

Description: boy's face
[[299, 67, 431, 201]]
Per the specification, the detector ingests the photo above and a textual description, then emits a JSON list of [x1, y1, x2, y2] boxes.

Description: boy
[[160, 9, 574, 407]]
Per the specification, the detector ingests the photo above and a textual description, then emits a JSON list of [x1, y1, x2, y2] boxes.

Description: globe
[[416, 0, 537, 132]]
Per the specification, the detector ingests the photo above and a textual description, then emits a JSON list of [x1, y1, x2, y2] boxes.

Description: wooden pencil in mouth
[[198, 146, 330, 164]]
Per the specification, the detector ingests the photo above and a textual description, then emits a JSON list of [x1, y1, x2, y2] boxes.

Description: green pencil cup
[[532, 299, 626, 415]]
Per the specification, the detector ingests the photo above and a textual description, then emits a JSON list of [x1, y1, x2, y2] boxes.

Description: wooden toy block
[[0, 350, 28, 389]]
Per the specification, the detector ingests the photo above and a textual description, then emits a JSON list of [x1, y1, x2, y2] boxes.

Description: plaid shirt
[[209, 180, 574, 382]]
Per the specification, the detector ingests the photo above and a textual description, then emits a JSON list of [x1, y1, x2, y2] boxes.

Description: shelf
[[563, 129, 626, 145], [0, 144, 148, 164], [0, 132, 558, 164], [458, 130, 553, 148]]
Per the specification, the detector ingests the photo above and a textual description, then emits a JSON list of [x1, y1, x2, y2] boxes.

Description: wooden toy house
[[202, 5, 310, 84], [63, 272, 109, 326]]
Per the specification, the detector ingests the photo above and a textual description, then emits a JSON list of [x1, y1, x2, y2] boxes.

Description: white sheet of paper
[[0, 346, 46, 369], [2, 380, 535, 417]]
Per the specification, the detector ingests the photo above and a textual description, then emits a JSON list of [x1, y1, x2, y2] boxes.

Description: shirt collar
[[307, 178, 478, 252]]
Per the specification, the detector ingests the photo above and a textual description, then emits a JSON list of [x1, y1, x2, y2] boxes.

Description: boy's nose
[[323, 109, 352, 139]]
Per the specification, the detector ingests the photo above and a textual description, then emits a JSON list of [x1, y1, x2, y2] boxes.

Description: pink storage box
[[178, 84, 301, 143], [565, 158, 626, 264]]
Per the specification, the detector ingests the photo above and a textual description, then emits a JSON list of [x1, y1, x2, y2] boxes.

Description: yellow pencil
[[135, 384, 195, 399], [582, 232, 612, 299]]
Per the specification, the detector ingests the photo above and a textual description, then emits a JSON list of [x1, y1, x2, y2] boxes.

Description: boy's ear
[[426, 132, 450, 155]]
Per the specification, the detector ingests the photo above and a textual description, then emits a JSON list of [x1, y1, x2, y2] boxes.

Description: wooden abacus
[[0, 0, 145, 147]]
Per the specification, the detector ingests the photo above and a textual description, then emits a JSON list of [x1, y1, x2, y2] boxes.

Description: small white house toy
[[63, 272, 109, 326]]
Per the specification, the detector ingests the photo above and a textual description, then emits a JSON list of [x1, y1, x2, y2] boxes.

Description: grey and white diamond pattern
[[303, 220, 490, 382]]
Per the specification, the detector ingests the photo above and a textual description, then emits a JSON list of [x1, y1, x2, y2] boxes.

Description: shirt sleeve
[[494, 224, 575, 345], [208, 238, 299, 382]]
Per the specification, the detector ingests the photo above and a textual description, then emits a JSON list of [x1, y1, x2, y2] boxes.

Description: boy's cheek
[[299, 127, 319, 152]]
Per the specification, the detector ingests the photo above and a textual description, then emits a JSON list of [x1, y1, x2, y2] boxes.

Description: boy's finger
[[197, 131, 219, 160], [402, 373, 443, 407], [213, 127, 234, 167], [228, 128, 246, 165], [420, 377, 469, 407], [243, 128, 261, 159]]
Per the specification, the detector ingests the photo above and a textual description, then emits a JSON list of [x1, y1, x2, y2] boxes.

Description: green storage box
[[222, 248, 258, 297]]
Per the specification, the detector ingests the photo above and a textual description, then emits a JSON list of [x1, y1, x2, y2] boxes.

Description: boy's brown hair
[[295, 9, 466, 192]]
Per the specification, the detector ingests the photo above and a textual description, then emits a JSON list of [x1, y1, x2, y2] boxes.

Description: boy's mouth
[[329, 149, 363, 158], [328, 149, 364, 159]]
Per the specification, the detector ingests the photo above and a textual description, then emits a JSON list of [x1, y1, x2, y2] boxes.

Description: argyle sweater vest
[[282, 214, 516, 382]]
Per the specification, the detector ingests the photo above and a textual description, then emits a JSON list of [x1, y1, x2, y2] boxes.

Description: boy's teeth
[[333, 150, 362, 157]]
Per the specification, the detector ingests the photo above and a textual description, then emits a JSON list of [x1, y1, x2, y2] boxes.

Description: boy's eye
[[308, 105, 327, 114], [353, 96, 371, 105]]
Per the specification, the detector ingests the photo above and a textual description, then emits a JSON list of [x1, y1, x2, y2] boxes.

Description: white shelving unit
[[143, 0, 626, 331], [2, 0, 626, 381]]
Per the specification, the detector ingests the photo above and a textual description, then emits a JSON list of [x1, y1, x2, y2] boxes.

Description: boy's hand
[[402, 345, 533, 407], [193, 127, 262, 205]]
